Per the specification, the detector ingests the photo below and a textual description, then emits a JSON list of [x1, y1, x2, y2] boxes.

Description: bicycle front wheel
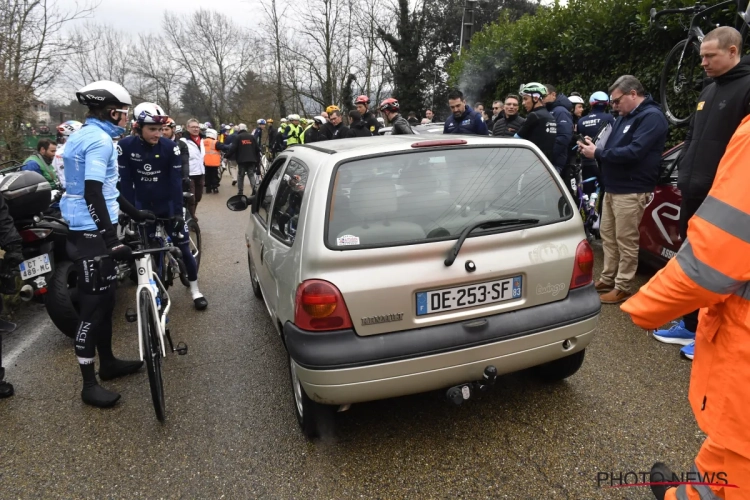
[[140, 288, 165, 422], [660, 39, 703, 127]]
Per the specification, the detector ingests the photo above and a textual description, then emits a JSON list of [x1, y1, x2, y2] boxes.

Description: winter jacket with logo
[[228, 131, 261, 164], [546, 94, 574, 170], [443, 105, 489, 135], [678, 55, 750, 200], [594, 96, 669, 194], [492, 113, 526, 137], [516, 106, 556, 165]]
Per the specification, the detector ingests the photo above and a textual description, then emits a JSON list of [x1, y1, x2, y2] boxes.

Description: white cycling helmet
[[287, 114, 300, 121], [76, 80, 132, 108], [199, 123, 207, 131], [238, 123, 248, 131], [57, 120, 83, 136], [568, 95, 585, 105], [313, 115, 326, 125], [205, 128, 218, 140], [280, 118, 288, 123], [133, 102, 168, 125], [175, 125, 183, 134]]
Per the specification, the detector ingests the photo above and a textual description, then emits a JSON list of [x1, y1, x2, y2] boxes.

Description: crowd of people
[[1, 21, 750, 500]]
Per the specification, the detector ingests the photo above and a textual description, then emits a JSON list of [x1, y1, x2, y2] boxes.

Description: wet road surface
[[0, 184, 701, 499]]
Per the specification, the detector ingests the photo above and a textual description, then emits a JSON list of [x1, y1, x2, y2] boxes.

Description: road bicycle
[[218, 155, 236, 185], [652, 0, 750, 126], [93, 222, 189, 421]]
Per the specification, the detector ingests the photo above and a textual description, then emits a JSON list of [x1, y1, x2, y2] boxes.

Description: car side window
[[269, 159, 309, 246], [257, 157, 288, 226]]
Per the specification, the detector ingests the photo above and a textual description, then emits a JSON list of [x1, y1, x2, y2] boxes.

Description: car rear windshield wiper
[[444, 218, 540, 267]]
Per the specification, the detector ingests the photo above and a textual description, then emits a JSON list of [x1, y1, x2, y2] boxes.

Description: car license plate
[[19, 254, 51, 280], [416, 276, 522, 316]]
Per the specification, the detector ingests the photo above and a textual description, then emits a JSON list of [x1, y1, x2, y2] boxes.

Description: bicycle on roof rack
[[651, 0, 750, 127]]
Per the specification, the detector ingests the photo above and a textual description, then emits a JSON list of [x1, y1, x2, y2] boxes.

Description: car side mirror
[[227, 194, 253, 212]]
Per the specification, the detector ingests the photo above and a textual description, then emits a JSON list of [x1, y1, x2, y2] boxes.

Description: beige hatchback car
[[227, 135, 601, 438]]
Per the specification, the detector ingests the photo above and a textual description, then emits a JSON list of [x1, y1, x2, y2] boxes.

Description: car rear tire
[[248, 252, 262, 299], [289, 355, 336, 439], [533, 349, 585, 382], [44, 260, 80, 339]]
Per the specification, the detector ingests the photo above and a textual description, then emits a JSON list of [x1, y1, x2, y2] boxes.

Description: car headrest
[[349, 177, 397, 219], [399, 165, 438, 193]]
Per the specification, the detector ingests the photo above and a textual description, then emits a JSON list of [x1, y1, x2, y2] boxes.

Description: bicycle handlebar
[[651, 6, 696, 20], [92, 246, 182, 265]]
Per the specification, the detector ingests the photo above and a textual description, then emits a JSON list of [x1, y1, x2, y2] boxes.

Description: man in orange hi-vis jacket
[[621, 115, 750, 500]]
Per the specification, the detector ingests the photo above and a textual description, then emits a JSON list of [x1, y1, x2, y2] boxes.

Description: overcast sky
[[66, 0, 263, 35]]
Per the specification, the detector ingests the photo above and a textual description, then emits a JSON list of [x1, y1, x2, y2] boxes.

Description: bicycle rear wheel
[[139, 288, 165, 422], [660, 39, 703, 127]]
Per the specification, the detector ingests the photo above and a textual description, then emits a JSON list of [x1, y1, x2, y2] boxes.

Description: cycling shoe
[[193, 296, 208, 310], [0, 380, 14, 399], [81, 384, 120, 408], [99, 359, 144, 381]]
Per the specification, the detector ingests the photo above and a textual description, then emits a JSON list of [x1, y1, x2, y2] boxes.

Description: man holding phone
[[578, 75, 668, 305]]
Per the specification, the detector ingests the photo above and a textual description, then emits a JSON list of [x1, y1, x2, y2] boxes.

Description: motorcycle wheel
[[44, 260, 81, 339]]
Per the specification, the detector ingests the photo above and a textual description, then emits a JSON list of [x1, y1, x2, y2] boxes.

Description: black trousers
[[679, 196, 706, 333], [205, 167, 220, 190]]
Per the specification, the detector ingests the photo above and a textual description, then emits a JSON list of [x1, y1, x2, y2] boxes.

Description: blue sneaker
[[680, 341, 695, 360], [653, 321, 695, 346]]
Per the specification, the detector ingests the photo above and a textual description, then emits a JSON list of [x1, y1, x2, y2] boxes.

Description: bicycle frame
[[135, 253, 171, 359]]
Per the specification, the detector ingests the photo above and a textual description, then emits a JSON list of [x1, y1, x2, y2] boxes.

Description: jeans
[[599, 192, 650, 294]]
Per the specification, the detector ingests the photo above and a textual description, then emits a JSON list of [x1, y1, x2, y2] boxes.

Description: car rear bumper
[[285, 284, 601, 405]]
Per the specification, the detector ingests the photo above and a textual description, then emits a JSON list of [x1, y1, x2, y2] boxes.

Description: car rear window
[[327, 146, 570, 249]]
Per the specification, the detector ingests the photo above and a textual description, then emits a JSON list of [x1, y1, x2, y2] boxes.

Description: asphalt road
[[0, 183, 701, 499]]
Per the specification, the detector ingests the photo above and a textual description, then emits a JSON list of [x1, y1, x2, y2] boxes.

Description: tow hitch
[[446, 365, 498, 406]]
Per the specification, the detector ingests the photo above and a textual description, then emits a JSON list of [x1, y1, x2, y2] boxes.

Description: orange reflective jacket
[[622, 115, 750, 459], [203, 138, 221, 167]]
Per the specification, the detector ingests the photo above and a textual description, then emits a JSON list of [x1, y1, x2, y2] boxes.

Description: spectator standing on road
[[348, 110, 372, 137], [379, 98, 414, 135], [321, 110, 352, 139], [21, 139, 58, 188], [651, 27, 750, 359], [543, 84, 574, 173], [228, 123, 261, 196], [621, 114, 750, 500], [203, 128, 222, 194], [576, 92, 615, 196], [180, 119, 206, 219], [579, 75, 669, 305], [266, 119, 276, 153], [0, 191, 23, 399], [444, 90, 489, 135], [492, 94, 525, 137], [488, 100, 503, 130], [516, 83, 556, 162]]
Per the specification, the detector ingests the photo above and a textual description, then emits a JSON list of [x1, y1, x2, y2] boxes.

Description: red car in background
[[638, 143, 684, 269]]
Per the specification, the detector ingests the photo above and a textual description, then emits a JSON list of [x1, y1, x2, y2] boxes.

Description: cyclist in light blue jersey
[[61, 80, 156, 409]]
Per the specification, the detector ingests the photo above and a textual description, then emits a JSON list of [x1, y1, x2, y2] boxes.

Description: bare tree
[[259, 0, 289, 118], [135, 34, 183, 114], [162, 9, 261, 125], [66, 22, 133, 89], [0, 0, 94, 159]]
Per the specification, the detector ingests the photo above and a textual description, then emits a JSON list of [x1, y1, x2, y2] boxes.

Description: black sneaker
[[650, 462, 677, 500], [0, 380, 14, 398]]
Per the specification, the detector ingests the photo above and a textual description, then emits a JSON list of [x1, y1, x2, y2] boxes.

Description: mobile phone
[[575, 133, 588, 144]]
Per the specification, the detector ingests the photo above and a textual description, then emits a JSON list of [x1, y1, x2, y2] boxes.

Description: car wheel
[[533, 349, 585, 382], [289, 355, 336, 439], [247, 251, 262, 299]]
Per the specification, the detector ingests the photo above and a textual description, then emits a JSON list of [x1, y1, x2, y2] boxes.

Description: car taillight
[[20, 228, 52, 243], [294, 280, 353, 331], [570, 240, 594, 289]]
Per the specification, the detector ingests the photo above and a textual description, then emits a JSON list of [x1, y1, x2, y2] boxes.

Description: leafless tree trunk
[[259, 0, 288, 118]]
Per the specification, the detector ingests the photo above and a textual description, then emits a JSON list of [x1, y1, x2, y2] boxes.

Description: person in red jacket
[[621, 115, 750, 500]]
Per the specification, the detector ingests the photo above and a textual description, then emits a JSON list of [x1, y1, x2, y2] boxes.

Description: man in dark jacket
[[492, 94, 525, 137], [516, 82, 556, 164], [320, 110, 351, 140], [379, 98, 413, 135], [652, 27, 750, 353], [348, 110, 372, 137], [443, 89, 489, 135], [543, 84, 574, 173], [354, 95, 381, 135], [577, 92, 616, 194], [227, 123, 261, 195], [301, 116, 326, 143], [579, 75, 668, 305], [0, 191, 22, 399]]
